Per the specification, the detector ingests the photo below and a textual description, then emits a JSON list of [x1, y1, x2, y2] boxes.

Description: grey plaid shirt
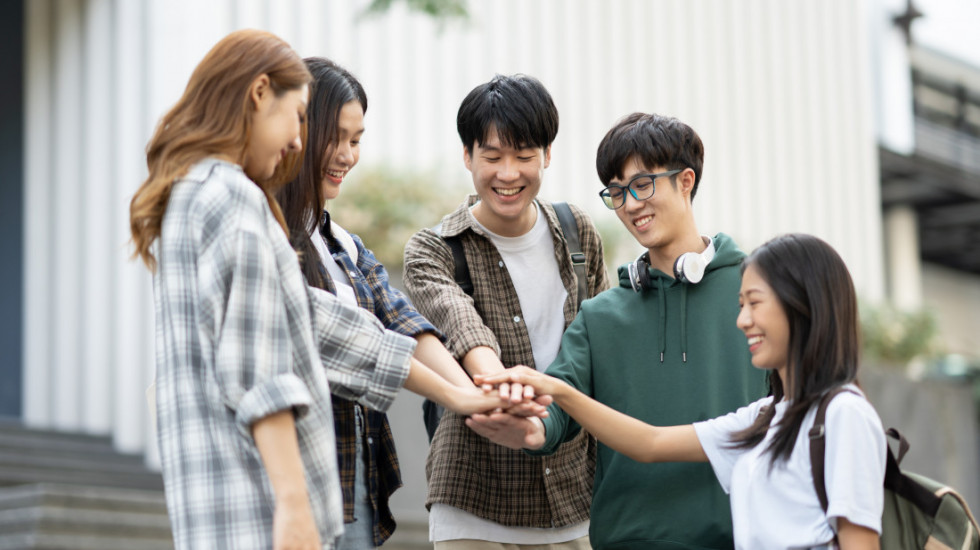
[[153, 159, 414, 550], [403, 195, 610, 528]]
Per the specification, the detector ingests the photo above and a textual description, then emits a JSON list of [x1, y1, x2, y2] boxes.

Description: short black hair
[[457, 74, 558, 153], [596, 113, 705, 200]]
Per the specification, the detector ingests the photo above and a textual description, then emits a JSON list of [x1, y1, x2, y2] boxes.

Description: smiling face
[[465, 125, 551, 237], [612, 157, 699, 268], [243, 78, 308, 182], [737, 264, 790, 379], [320, 99, 365, 201]]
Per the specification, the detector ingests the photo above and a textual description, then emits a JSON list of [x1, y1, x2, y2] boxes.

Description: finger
[[498, 382, 510, 400], [523, 383, 536, 400], [509, 382, 523, 403]]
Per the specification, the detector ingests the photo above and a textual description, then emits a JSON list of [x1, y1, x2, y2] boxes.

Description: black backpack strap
[[432, 223, 473, 296], [552, 202, 587, 308], [808, 386, 860, 512]]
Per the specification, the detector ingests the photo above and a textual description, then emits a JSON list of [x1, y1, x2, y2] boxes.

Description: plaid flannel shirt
[[318, 212, 438, 546], [153, 159, 415, 550], [403, 196, 610, 528]]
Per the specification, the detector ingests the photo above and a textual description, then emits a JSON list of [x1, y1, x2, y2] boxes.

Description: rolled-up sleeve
[[308, 286, 414, 412], [205, 227, 314, 438]]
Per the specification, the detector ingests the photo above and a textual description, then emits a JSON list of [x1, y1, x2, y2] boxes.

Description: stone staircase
[[0, 420, 172, 549], [0, 420, 432, 549]]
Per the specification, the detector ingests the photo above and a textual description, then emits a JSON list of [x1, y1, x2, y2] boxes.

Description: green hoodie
[[536, 233, 768, 550]]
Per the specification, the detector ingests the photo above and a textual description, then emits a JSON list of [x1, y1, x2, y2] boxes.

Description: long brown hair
[[729, 233, 861, 466], [130, 29, 312, 270], [276, 58, 367, 289]]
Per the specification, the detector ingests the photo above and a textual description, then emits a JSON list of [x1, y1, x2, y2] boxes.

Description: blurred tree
[[363, 0, 469, 21], [329, 165, 466, 272], [860, 301, 940, 368]]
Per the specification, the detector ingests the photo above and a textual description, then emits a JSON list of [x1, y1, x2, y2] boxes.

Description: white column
[[51, 0, 85, 432], [81, 0, 113, 435], [884, 205, 923, 310], [23, 0, 53, 428], [113, 0, 153, 455]]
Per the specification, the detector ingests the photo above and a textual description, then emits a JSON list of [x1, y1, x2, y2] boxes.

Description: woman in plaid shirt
[[130, 33, 509, 550], [276, 58, 506, 549]]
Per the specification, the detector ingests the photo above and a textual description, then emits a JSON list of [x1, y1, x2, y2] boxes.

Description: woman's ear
[[248, 74, 272, 112]]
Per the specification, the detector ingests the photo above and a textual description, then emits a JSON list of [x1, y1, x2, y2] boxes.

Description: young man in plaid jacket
[[403, 74, 609, 549]]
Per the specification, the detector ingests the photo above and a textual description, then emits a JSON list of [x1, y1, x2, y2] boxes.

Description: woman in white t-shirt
[[476, 233, 887, 550]]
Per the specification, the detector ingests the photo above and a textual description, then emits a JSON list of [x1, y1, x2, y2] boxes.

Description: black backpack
[[422, 202, 587, 442], [810, 386, 980, 549]]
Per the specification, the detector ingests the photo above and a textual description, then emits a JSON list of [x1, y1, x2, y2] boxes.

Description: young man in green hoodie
[[468, 112, 767, 549]]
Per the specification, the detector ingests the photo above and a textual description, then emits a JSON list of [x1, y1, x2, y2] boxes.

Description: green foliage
[[363, 0, 469, 21], [329, 165, 466, 270], [860, 301, 941, 366]]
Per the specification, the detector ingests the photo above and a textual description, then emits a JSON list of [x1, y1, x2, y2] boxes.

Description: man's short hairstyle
[[457, 74, 559, 153], [596, 113, 705, 200]]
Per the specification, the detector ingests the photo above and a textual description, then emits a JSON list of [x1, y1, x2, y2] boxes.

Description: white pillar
[[23, 0, 53, 428], [884, 205, 923, 310]]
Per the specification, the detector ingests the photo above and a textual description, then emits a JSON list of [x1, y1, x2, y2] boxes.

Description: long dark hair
[[276, 57, 367, 288], [729, 233, 861, 465]]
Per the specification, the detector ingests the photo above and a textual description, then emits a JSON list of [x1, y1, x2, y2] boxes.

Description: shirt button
[[498, 261, 504, 267], [544, 468, 551, 475], [348, 271, 357, 278], [513, 316, 521, 323], [367, 437, 374, 445]]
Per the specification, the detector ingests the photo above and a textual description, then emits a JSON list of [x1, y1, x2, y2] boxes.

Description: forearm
[[462, 346, 506, 377], [551, 383, 707, 463], [252, 410, 311, 509], [413, 332, 473, 387]]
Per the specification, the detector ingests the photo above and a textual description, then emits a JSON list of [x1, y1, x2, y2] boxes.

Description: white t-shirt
[[310, 220, 358, 308], [693, 385, 886, 550], [429, 203, 586, 544], [471, 202, 568, 372]]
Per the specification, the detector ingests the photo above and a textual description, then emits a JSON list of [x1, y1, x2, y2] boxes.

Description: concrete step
[[0, 422, 163, 491], [0, 484, 172, 550]]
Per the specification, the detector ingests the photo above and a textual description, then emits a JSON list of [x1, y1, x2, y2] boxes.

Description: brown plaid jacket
[[403, 196, 610, 527]]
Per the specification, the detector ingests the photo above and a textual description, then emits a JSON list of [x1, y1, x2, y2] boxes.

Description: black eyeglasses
[[598, 169, 683, 209]]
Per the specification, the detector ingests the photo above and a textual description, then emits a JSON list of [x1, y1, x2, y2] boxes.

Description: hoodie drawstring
[[680, 285, 689, 363], [657, 277, 667, 363]]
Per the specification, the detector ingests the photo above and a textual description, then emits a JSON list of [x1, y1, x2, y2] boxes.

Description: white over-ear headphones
[[672, 236, 716, 284], [628, 236, 716, 292]]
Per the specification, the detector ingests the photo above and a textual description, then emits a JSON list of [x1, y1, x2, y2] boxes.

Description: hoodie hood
[[616, 233, 746, 363]]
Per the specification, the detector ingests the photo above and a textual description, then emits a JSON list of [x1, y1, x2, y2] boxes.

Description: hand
[[466, 411, 546, 450], [444, 384, 510, 416], [272, 496, 321, 550], [474, 366, 567, 401], [503, 394, 553, 417]]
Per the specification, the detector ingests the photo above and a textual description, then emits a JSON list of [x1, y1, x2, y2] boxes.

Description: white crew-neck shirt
[[470, 201, 568, 372], [693, 385, 886, 550]]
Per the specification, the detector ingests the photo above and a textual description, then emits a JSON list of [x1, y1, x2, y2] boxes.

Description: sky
[[915, 0, 980, 66]]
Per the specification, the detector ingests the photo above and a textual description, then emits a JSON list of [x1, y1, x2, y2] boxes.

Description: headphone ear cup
[[638, 259, 652, 290], [674, 252, 707, 284], [629, 256, 652, 292]]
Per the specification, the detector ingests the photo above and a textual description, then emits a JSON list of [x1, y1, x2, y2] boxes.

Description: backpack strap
[[552, 201, 587, 309], [432, 223, 473, 296], [808, 386, 860, 512]]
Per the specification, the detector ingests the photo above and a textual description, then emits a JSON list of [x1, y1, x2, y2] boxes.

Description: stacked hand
[[465, 366, 568, 450]]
